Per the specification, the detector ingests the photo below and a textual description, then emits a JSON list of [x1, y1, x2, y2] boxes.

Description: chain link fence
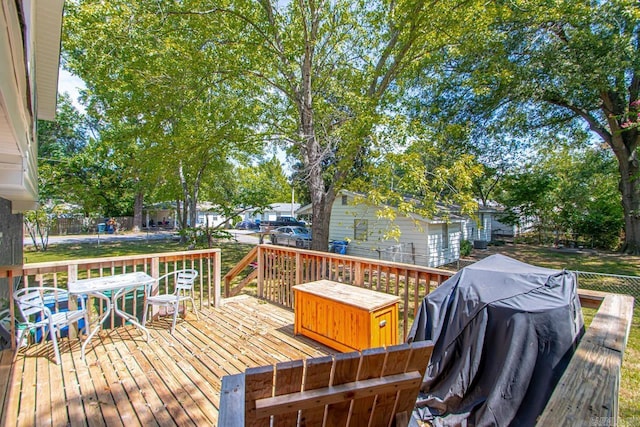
[[573, 271, 640, 322], [440, 261, 639, 323]]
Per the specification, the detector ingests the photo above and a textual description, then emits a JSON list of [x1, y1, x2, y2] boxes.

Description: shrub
[[460, 239, 473, 257]]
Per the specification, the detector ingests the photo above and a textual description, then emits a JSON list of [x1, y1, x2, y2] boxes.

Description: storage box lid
[[293, 280, 400, 311]]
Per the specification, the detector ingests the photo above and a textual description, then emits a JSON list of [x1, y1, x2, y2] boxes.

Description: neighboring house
[[460, 204, 500, 243], [457, 202, 518, 244], [318, 191, 465, 268], [0, 1, 63, 293], [195, 202, 230, 228], [244, 203, 301, 223], [491, 212, 517, 239], [142, 201, 231, 229]]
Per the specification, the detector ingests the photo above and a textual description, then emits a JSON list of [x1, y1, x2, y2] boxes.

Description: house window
[[354, 219, 368, 241], [342, 195, 348, 205], [442, 223, 449, 249]]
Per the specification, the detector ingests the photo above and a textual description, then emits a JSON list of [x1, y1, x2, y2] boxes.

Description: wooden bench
[[537, 289, 635, 425], [218, 341, 433, 426]]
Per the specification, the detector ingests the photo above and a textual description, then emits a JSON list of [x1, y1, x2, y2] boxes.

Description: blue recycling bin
[[32, 294, 87, 342], [97, 223, 106, 233], [331, 240, 348, 254]]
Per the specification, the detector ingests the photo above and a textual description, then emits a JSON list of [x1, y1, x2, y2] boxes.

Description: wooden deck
[[0, 295, 336, 426]]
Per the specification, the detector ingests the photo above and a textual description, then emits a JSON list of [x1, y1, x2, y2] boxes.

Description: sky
[[57, 68, 86, 112]]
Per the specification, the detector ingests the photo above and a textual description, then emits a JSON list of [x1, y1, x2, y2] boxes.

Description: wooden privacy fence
[[251, 245, 453, 341], [0, 249, 221, 351]]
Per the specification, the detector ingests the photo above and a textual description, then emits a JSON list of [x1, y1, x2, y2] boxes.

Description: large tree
[[64, 0, 488, 251], [413, 0, 640, 253], [205, 0, 486, 250], [63, 1, 264, 231]]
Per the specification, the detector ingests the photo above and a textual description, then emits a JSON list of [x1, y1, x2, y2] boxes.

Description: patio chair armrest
[[218, 373, 245, 427]]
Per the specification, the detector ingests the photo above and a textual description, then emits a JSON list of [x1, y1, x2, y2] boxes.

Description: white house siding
[[427, 223, 462, 267], [329, 195, 461, 267], [462, 211, 494, 242]]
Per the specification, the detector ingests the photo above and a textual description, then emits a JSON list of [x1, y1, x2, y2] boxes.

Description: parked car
[[260, 216, 306, 229], [236, 220, 259, 230], [270, 226, 312, 248]]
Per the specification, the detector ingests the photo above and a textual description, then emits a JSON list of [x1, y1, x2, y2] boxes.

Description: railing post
[[295, 252, 302, 286], [8, 269, 15, 351], [150, 257, 160, 318], [67, 264, 79, 338], [354, 262, 364, 287], [257, 246, 264, 298], [68, 264, 78, 284], [213, 250, 221, 308]]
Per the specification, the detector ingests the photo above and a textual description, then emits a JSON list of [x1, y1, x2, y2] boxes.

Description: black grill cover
[[407, 254, 584, 426]]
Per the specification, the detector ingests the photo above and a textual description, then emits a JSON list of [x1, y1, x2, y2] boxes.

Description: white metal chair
[[13, 287, 89, 365], [142, 269, 199, 334]]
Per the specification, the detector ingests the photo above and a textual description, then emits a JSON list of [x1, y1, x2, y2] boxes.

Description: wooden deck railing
[[539, 289, 634, 426], [223, 246, 258, 297], [252, 244, 453, 340], [0, 249, 222, 351]]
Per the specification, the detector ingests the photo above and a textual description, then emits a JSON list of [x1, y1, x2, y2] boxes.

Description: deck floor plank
[[36, 352, 52, 426], [117, 328, 197, 427], [17, 348, 36, 427], [48, 346, 68, 427], [1, 296, 335, 427], [142, 327, 218, 426], [92, 331, 141, 427], [61, 344, 88, 427], [108, 328, 171, 426], [85, 334, 124, 427], [0, 350, 14, 419]]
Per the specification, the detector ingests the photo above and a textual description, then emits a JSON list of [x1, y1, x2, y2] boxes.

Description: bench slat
[[245, 365, 274, 427], [273, 360, 304, 426], [395, 340, 435, 419], [219, 341, 435, 427], [325, 351, 361, 425], [350, 347, 387, 423], [254, 371, 423, 419], [299, 355, 333, 425], [370, 344, 412, 426], [537, 292, 634, 426]]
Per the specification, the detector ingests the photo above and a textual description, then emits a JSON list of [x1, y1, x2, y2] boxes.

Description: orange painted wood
[[293, 280, 400, 352]]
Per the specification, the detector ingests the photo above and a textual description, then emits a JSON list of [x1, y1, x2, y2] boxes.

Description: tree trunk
[[604, 96, 640, 254], [614, 138, 640, 254], [133, 192, 143, 232]]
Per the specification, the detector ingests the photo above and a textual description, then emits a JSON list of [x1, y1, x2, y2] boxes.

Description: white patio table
[[68, 271, 155, 362]]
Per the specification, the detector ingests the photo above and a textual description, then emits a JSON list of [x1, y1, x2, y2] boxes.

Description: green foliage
[[63, 0, 265, 226], [460, 239, 473, 257], [497, 148, 623, 249], [23, 209, 53, 252], [37, 94, 136, 217], [409, 0, 640, 252], [178, 227, 234, 250], [236, 157, 292, 206]]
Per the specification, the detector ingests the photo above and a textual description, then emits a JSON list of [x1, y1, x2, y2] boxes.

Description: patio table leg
[[113, 287, 150, 342], [80, 293, 111, 362]]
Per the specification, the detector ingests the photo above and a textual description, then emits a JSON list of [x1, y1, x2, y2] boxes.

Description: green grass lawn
[[24, 239, 255, 278], [24, 240, 640, 423]]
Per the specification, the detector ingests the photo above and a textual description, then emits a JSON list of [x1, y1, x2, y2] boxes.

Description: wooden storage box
[[293, 280, 400, 352]]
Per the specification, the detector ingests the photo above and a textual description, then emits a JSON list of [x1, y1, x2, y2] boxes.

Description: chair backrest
[[14, 288, 49, 323], [175, 269, 198, 292], [219, 340, 433, 427]]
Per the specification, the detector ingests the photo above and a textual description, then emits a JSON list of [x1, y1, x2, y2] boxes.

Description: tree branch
[[542, 94, 611, 144]]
